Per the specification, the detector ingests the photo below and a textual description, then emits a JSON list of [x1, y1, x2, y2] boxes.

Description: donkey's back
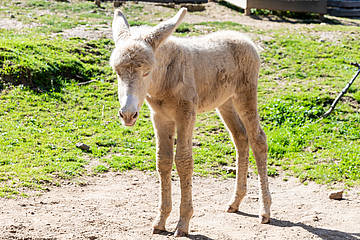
[[157, 31, 260, 112]]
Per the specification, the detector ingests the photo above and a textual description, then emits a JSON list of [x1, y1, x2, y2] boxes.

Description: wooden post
[[323, 63, 360, 118]]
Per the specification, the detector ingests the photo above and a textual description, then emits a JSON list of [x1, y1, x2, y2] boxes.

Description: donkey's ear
[[144, 8, 187, 50], [112, 9, 130, 46]]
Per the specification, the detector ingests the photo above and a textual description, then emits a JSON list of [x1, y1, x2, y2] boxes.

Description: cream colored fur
[[110, 8, 271, 237]]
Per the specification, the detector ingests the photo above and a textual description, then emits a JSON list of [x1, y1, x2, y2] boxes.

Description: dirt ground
[[1, 170, 359, 240]]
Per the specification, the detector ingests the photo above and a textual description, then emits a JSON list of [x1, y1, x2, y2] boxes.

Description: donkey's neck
[[147, 38, 189, 99]]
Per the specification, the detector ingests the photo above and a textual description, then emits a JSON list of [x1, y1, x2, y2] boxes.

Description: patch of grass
[[93, 164, 109, 173], [176, 23, 193, 33], [35, 14, 86, 33], [0, 30, 113, 90], [260, 95, 329, 128], [1, 1, 360, 198]]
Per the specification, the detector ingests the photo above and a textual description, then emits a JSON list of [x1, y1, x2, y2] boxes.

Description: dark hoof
[[260, 215, 270, 224], [153, 228, 166, 234], [226, 206, 238, 213]]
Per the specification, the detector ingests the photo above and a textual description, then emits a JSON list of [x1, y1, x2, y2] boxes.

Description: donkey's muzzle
[[119, 110, 138, 126]]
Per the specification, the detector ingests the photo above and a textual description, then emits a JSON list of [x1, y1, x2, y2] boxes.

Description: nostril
[[132, 112, 138, 119], [119, 111, 125, 119]]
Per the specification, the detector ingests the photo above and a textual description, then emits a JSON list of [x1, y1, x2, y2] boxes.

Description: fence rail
[[327, 0, 360, 16]]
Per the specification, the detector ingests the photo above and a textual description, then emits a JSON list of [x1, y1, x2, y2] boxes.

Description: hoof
[[226, 206, 238, 213], [260, 214, 270, 224], [153, 228, 166, 234], [174, 229, 188, 237]]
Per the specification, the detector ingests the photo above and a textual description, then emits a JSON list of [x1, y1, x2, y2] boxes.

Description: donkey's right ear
[[144, 8, 187, 50], [112, 10, 130, 46]]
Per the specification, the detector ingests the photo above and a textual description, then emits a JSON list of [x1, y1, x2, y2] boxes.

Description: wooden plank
[[222, 0, 327, 14], [110, 0, 208, 3], [328, 0, 360, 8], [223, 0, 247, 9], [327, 7, 360, 16], [247, 0, 327, 14]]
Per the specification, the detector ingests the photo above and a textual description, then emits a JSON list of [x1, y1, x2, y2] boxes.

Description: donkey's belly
[[196, 88, 234, 113]]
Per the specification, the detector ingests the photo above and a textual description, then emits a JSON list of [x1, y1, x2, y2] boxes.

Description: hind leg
[[217, 99, 249, 213], [232, 93, 271, 224]]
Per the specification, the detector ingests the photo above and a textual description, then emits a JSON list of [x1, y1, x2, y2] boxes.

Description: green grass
[[0, 30, 112, 90], [1, 0, 360, 197]]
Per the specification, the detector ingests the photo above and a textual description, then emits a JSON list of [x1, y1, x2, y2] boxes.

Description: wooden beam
[[328, 0, 360, 8], [113, 0, 208, 3], [328, 7, 360, 17], [221, 0, 327, 14], [247, 0, 327, 14]]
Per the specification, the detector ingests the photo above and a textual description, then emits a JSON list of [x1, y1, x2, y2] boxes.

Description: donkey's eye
[[143, 71, 150, 77]]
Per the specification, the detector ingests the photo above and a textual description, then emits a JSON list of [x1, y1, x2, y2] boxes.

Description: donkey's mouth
[[124, 119, 137, 127]]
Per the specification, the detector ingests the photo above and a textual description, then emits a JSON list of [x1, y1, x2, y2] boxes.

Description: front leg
[[152, 113, 175, 233], [174, 103, 196, 237]]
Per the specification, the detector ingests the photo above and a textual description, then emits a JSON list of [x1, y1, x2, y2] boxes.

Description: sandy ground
[[1, 170, 359, 240]]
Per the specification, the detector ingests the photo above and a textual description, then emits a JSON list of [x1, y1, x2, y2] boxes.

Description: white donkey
[[110, 8, 271, 237]]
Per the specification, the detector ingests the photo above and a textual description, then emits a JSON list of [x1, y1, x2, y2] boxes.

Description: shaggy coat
[[110, 8, 271, 237]]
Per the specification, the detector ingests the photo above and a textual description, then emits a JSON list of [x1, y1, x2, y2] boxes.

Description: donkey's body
[[110, 8, 271, 237]]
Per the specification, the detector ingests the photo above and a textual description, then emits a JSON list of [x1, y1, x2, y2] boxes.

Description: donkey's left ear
[[144, 8, 187, 50], [112, 9, 131, 46]]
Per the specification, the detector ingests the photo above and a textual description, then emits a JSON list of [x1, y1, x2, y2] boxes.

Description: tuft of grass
[[93, 164, 109, 173]]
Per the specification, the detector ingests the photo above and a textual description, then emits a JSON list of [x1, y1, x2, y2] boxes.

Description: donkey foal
[[110, 8, 271, 237]]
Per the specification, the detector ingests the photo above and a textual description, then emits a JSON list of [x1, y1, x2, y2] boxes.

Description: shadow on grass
[[235, 211, 360, 240]]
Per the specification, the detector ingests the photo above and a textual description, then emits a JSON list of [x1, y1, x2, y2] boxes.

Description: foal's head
[[110, 8, 187, 126]]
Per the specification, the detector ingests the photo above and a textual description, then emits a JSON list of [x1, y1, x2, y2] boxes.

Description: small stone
[[329, 190, 343, 200], [76, 143, 90, 151], [223, 166, 236, 174], [10, 14, 15, 18]]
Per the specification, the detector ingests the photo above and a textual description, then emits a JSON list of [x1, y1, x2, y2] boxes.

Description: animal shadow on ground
[[157, 230, 215, 240], [236, 211, 360, 240]]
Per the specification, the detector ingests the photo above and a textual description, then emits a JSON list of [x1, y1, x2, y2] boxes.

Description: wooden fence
[[100, 0, 207, 4], [101, 0, 360, 17], [224, 0, 327, 15], [327, 0, 360, 16]]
